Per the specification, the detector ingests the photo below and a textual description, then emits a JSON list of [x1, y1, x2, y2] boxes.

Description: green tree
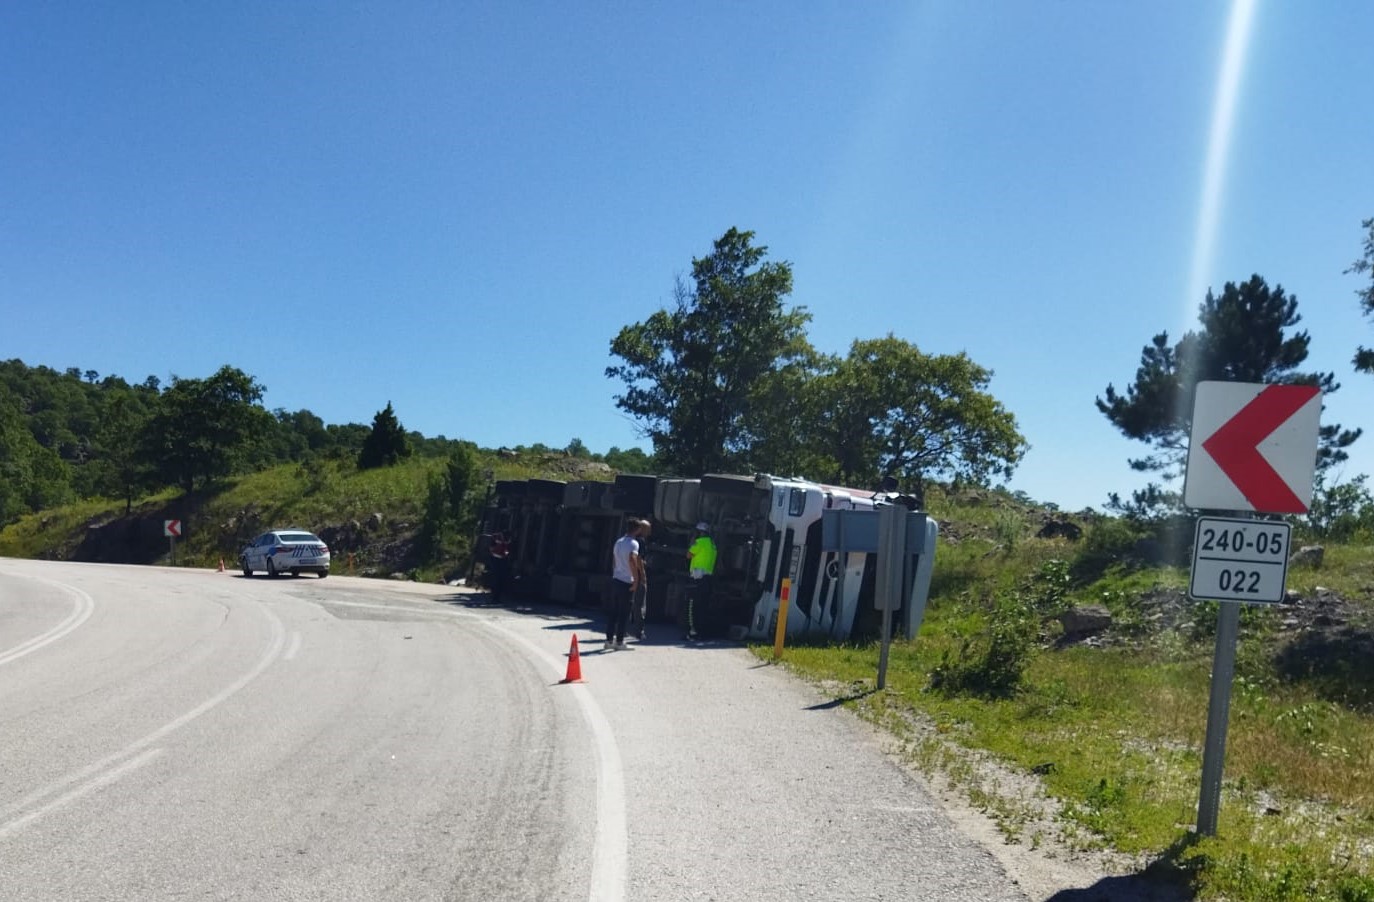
[[91, 389, 152, 513], [602, 445, 656, 474], [803, 336, 1027, 491], [1348, 217, 1374, 373], [357, 402, 412, 470], [741, 345, 834, 480], [268, 409, 330, 463], [142, 366, 276, 493], [1098, 276, 1360, 505], [0, 388, 72, 523], [324, 422, 370, 461], [445, 443, 479, 525], [417, 472, 448, 563], [607, 227, 813, 475]]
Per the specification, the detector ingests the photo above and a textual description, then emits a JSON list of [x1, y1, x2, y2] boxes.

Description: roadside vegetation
[[770, 482, 1374, 902]]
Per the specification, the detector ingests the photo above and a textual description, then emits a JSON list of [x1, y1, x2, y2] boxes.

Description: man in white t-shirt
[[606, 519, 646, 650]]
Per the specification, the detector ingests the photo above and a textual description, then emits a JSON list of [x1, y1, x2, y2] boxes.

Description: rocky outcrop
[[1058, 605, 1113, 638]]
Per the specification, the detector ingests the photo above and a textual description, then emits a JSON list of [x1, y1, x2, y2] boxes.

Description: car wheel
[[242, 560, 252, 577], [318, 571, 328, 579], [291, 569, 300, 578], [267, 559, 279, 578]]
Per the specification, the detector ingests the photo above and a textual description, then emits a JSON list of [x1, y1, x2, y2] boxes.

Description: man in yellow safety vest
[[684, 522, 716, 641]]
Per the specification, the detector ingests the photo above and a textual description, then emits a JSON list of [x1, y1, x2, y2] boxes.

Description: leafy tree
[[607, 227, 812, 475], [0, 388, 72, 523], [1303, 472, 1374, 541], [269, 409, 330, 462], [142, 366, 276, 492], [324, 423, 370, 461], [446, 443, 479, 525], [742, 346, 836, 481], [0, 360, 98, 465], [1098, 275, 1361, 507], [1348, 217, 1374, 373], [565, 437, 590, 458], [357, 402, 412, 470], [417, 472, 448, 563], [602, 445, 656, 474], [91, 389, 153, 513], [802, 336, 1027, 492]]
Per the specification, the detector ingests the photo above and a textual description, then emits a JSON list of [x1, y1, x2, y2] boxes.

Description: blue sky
[[4, 1, 1373, 512]]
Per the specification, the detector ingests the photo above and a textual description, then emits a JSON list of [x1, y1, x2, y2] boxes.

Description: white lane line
[[318, 598, 627, 901], [284, 631, 302, 660], [0, 603, 285, 834], [485, 622, 627, 902], [0, 748, 164, 840], [0, 578, 96, 666]]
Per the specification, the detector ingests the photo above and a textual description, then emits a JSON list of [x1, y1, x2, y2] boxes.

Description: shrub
[[1071, 516, 1146, 582], [930, 590, 1038, 698]]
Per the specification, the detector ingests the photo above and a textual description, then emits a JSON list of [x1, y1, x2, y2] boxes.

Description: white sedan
[[240, 530, 331, 578]]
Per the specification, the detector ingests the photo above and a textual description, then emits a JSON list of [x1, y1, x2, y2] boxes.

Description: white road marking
[[0, 599, 285, 835], [0, 748, 164, 840], [284, 630, 302, 660], [319, 598, 627, 902], [0, 578, 96, 666], [486, 622, 627, 902]]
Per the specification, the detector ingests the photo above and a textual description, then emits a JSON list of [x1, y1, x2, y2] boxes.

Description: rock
[[1290, 545, 1324, 568], [1059, 604, 1113, 637], [367, 512, 384, 531], [1036, 518, 1083, 541]]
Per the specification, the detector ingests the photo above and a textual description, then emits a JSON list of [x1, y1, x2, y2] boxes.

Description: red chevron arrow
[[1200, 384, 1320, 512]]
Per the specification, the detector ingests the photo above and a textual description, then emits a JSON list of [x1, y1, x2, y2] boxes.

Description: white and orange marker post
[[773, 578, 792, 660]]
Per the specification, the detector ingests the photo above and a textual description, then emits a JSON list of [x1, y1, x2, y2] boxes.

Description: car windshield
[[278, 532, 322, 544]]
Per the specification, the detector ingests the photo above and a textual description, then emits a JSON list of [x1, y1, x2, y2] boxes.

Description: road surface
[[0, 558, 1096, 901]]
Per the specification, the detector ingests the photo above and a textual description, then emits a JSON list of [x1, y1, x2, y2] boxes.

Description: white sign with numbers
[[1189, 516, 1291, 604]]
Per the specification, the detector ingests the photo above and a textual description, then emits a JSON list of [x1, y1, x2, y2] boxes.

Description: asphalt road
[[1, 558, 1041, 901]]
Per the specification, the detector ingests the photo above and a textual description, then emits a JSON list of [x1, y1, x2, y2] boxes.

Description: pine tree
[[357, 402, 412, 470]]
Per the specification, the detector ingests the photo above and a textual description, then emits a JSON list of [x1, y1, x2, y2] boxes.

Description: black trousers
[[628, 582, 648, 637], [607, 579, 633, 644], [684, 575, 713, 636]]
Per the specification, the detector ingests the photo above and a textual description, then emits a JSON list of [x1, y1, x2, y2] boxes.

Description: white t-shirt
[[612, 534, 639, 584]]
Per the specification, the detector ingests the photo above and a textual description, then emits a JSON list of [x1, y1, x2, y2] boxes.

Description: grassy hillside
[[0, 450, 611, 577], [3, 461, 1372, 899]]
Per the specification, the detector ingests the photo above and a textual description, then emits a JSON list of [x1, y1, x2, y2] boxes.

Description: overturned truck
[[479, 472, 926, 642]]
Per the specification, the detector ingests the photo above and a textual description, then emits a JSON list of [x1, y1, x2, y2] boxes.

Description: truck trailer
[[478, 471, 918, 642]]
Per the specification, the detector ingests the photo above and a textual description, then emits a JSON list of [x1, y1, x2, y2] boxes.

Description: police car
[[240, 529, 331, 578]]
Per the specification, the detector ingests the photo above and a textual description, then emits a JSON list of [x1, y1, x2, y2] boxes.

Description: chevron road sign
[[1183, 381, 1322, 514]]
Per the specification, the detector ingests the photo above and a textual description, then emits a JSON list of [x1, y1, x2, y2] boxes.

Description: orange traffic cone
[[218, 558, 225, 572], [560, 634, 585, 684]]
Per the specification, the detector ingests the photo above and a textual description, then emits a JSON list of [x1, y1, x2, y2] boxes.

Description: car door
[[249, 533, 271, 569]]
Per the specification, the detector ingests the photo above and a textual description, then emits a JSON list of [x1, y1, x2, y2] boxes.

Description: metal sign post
[[1184, 381, 1318, 837], [164, 519, 182, 566], [874, 505, 907, 690], [1197, 600, 1240, 836], [1190, 515, 1291, 836]]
